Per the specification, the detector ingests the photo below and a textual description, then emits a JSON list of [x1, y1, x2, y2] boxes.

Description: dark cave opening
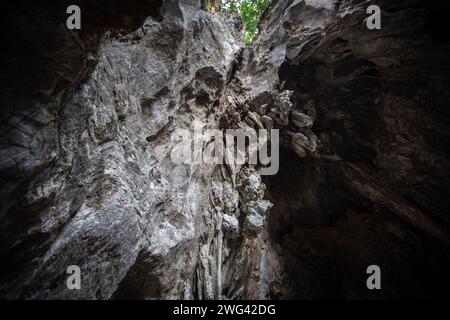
[[264, 147, 450, 299], [264, 147, 348, 242], [266, 52, 450, 296]]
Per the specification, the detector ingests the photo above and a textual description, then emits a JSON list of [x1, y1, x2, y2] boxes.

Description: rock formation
[[0, 0, 449, 299]]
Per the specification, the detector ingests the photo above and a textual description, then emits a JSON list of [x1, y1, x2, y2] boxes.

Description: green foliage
[[221, 0, 271, 44]]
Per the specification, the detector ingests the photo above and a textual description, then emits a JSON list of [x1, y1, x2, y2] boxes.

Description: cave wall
[[0, 0, 449, 299], [0, 0, 250, 299], [252, 0, 450, 298]]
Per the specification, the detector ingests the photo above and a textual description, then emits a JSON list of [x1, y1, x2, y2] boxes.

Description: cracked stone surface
[[1, 0, 450, 299]]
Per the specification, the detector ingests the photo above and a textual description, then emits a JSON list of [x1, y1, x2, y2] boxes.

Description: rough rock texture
[[255, 0, 450, 299], [1, 0, 450, 299], [0, 0, 248, 299]]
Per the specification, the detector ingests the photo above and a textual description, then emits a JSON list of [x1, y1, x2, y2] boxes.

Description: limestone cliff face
[[0, 0, 246, 299], [0, 0, 449, 299]]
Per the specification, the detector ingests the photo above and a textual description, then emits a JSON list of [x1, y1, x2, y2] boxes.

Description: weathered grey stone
[[269, 90, 293, 126], [292, 111, 314, 128], [291, 132, 316, 157], [0, 0, 245, 300], [244, 200, 273, 217], [245, 213, 265, 232], [222, 214, 240, 239]]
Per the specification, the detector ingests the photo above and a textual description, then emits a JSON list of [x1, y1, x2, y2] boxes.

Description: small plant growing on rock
[[221, 0, 271, 44]]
